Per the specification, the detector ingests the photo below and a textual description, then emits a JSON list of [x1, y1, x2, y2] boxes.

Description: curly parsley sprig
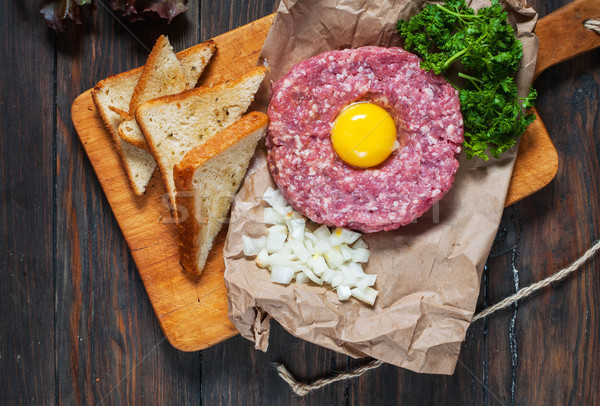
[[397, 0, 537, 160]]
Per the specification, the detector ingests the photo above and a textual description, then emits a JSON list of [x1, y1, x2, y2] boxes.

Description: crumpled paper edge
[[224, 0, 538, 375]]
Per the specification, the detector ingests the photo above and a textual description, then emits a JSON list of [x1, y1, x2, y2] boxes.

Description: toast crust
[[174, 112, 269, 275], [118, 119, 150, 151], [108, 105, 130, 120], [174, 111, 268, 189], [90, 39, 217, 195], [129, 35, 184, 113], [135, 65, 267, 216], [90, 38, 216, 95], [137, 66, 267, 112], [92, 76, 155, 195], [118, 39, 217, 150]]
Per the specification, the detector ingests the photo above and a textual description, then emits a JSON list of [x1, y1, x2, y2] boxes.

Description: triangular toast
[[174, 112, 269, 275]]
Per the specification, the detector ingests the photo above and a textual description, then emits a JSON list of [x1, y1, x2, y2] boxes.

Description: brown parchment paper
[[223, 0, 538, 374]]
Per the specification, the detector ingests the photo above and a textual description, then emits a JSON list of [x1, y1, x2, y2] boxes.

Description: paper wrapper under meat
[[224, 0, 538, 374]]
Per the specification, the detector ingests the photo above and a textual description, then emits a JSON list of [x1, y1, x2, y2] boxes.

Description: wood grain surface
[[70, 6, 566, 353], [2, 0, 599, 404], [71, 14, 276, 353]]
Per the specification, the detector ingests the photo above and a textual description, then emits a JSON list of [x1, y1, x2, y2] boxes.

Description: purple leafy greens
[[109, 0, 189, 23], [40, 0, 95, 32], [40, 0, 189, 31]]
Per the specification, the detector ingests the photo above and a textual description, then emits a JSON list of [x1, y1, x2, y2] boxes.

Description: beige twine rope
[[277, 239, 600, 395], [584, 19, 600, 33], [276, 20, 600, 396]]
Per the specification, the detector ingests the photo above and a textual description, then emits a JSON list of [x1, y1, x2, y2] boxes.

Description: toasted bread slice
[[178, 40, 215, 89], [174, 112, 268, 275], [91, 39, 216, 195], [118, 118, 148, 150], [136, 66, 267, 216], [92, 71, 157, 195], [129, 36, 186, 112], [119, 35, 209, 152]]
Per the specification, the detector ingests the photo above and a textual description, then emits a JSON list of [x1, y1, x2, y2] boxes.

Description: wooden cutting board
[[71, 2, 593, 350]]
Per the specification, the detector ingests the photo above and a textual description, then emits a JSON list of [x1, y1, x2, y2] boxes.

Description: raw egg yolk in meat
[[331, 102, 397, 168]]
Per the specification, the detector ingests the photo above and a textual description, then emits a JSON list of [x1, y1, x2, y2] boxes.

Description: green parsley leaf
[[397, 0, 537, 160]]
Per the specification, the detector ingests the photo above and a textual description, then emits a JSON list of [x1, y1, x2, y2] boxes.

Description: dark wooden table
[[1, 0, 599, 404]]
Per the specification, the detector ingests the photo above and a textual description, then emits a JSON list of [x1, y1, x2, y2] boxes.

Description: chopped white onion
[[308, 255, 330, 276], [342, 262, 365, 277], [242, 188, 378, 305], [264, 207, 284, 225], [331, 272, 344, 288], [295, 272, 309, 284], [304, 232, 318, 245], [242, 235, 266, 256], [324, 246, 344, 269], [256, 248, 269, 268], [330, 227, 361, 246], [352, 247, 370, 263], [287, 217, 306, 240], [356, 274, 377, 290], [313, 224, 331, 240], [337, 285, 352, 301], [303, 237, 315, 251], [353, 238, 368, 250], [313, 239, 331, 255], [263, 187, 288, 209], [268, 252, 299, 267], [339, 244, 354, 262], [266, 225, 287, 253], [351, 287, 378, 306], [287, 239, 310, 263], [271, 266, 295, 284], [321, 269, 335, 284], [300, 266, 323, 285]]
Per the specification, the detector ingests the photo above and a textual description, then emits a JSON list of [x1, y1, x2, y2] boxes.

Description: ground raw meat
[[266, 46, 464, 233]]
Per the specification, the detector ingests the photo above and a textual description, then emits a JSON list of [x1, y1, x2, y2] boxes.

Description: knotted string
[[584, 19, 600, 33], [276, 239, 600, 395], [275, 19, 600, 396]]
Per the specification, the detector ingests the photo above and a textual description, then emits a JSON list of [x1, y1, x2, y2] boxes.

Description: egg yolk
[[331, 102, 397, 168]]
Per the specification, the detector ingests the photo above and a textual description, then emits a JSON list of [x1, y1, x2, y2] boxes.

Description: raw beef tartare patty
[[266, 46, 464, 233]]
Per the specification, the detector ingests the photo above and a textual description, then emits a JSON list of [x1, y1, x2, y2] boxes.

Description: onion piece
[[313, 239, 331, 255], [268, 252, 299, 267], [295, 272, 309, 284], [313, 224, 331, 240], [351, 287, 378, 305], [266, 225, 287, 253], [287, 239, 310, 263], [330, 227, 361, 245], [352, 247, 370, 263], [304, 232, 318, 245], [308, 255, 330, 276], [271, 266, 296, 284], [263, 187, 288, 209], [356, 274, 377, 290], [287, 217, 306, 240], [353, 238, 368, 250], [242, 235, 266, 256], [339, 244, 354, 262], [241, 187, 378, 306], [337, 285, 352, 301], [331, 272, 344, 288], [256, 248, 270, 268], [324, 246, 344, 269], [300, 266, 323, 285], [264, 207, 285, 225]]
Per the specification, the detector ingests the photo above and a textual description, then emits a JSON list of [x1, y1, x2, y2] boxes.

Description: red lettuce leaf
[[41, 0, 188, 32], [40, 0, 95, 32], [109, 0, 189, 23]]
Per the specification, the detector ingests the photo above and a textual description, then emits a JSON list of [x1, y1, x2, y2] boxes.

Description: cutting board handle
[[534, 0, 600, 80]]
